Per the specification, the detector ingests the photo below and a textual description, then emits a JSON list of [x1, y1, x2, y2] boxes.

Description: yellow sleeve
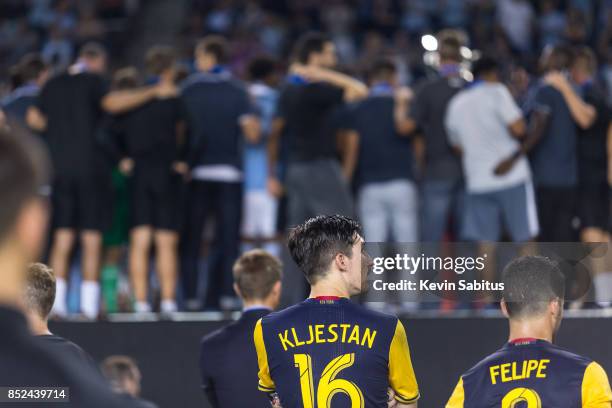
[[253, 318, 276, 393], [582, 361, 612, 408], [388, 320, 420, 404], [446, 378, 465, 408]]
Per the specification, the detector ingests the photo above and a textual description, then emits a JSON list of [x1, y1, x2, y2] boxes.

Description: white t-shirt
[[445, 82, 531, 193]]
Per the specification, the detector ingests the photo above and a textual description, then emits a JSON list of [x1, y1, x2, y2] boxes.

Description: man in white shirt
[[445, 56, 539, 243]]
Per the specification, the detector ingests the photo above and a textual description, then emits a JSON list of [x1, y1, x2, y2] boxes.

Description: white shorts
[[242, 190, 278, 238]]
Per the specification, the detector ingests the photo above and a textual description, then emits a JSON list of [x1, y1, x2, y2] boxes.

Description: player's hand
[[493, 156, 516, 176], [267, 176, 284, 198], [155, 81, 178, 99], [119, 157, 134, 175], [387, 388, 399, 407], [544, 71, 570, 93]]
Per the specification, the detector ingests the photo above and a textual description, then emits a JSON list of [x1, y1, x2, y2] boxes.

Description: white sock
[[134, 301, 151, 313], [52, 277, 68, 317], [161, 300, 177, 313], [80, 280, 100, 319], [594, 273, 612, 307]]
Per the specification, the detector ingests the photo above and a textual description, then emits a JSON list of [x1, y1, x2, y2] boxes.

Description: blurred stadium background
[[2, 0, 612, 407]]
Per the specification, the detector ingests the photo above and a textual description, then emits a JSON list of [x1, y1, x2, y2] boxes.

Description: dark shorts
[[462, 182, 539, 242], [128, 170, 181, 231], [51, 174, 112, 232], [578, 183, 609, 230]]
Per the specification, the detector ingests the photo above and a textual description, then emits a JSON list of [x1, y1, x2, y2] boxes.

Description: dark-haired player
[[254, 215, 419, 407], [446, 256, 612, 407], [2, 53, 49, 124]]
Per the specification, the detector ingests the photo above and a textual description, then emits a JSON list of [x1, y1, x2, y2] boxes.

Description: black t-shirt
[[37, 72, 108, 178], [0, 306, 136, 408], [578, 83, 611, 186], [277, 81, 344, 163], [345, 95, 415, 186], [112, 97, 187, 169], [180, 72, 252, 169], [411, 75, 464, 181], [35, 334, 99, 373]]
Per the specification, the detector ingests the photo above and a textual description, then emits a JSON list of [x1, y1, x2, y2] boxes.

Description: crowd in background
[[1, 0, 612, 317]]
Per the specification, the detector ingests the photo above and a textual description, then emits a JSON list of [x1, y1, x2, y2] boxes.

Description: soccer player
[[200, 249, 282, 407], [180, 35, 260, 310], [254, 215, 420, 407], [446, 256, 612, 407], [111, 46, 187, 314], [24, 262, 97, 369]]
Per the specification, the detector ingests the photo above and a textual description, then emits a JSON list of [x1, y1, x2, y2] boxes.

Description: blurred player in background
[[27, 43, 111, 319], [24, 262, 97, 369], [101, 355, 158, 408], [347, 58, 418, 243], [200, 249, 282, 407], [0, 126, 133, 407], [528, 45, 596, 242], [2, 53, 49, 125], [243, 56, 282, 258], [180, 35, 261, 311], [109, 46, 187, 314], [408, 30, 465, 243], [571, 47, 612, 308], [254, 215, 420, 407], [446, 256, 612, 407]]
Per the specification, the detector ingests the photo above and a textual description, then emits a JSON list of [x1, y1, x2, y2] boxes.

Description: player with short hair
[[254, 215, 419, 407], [200, 249, 283, 407], [446, 256, 612, 407], [24, 262, 96, 368]]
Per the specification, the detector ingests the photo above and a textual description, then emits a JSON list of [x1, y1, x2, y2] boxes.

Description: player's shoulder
[[463, 341, 593, 380]]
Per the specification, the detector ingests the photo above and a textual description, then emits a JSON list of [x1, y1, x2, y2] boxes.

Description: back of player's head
[[288, 215, 362, 284], [247, 56, 277, 82], [196, 35, 229, 64], [145, 45, 176, 76], [472, 55, 500, 79], [293, 32, 331, 64], [233, 249, 282, 301], [17, 53, 48, 84], [24, 263, 55, 320], [540, 44, 573, 72], [111, 66, 141, 90], [0, 126, 50, 246], [101, 355, 141, 395], [572, 46, 597, 75], [502, 256, 565, 319], [437, 29, 463, 63], [79, 42, 107, 61], [368, 58, 397, 84]]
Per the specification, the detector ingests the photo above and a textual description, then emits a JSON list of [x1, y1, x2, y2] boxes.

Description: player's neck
[[508, 319, 554, 343], [309, 280, 350, 299], [28, 312, 52, 336]]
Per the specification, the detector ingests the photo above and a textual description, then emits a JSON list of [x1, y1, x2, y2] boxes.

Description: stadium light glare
[[460, 46, 473, 60], [421, 34, 438, 52]]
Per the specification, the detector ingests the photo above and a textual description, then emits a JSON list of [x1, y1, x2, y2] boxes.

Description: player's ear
[[335, 252, 349, 272], [233, 283, 242, 299], [500, 299, 510, 318]]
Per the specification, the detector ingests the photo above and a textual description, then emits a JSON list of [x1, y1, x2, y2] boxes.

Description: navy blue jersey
[[446, 339, 612, 408], [254, 297, 419, 407]]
